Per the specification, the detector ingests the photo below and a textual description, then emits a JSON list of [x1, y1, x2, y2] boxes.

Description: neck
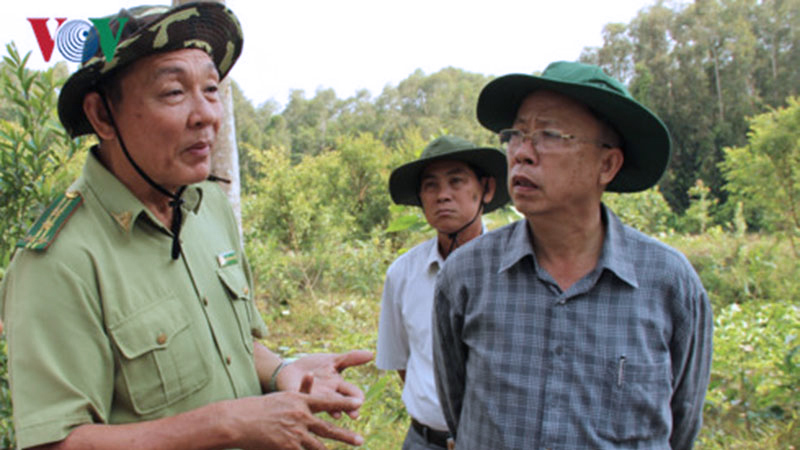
[[96, 143, 176, 228], [526, 205, 605, 291], [437, 217, 483, 260]]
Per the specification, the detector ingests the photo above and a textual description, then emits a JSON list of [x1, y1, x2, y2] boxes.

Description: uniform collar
[[81, 147, 204, 233], [498, 205, 638, 288]]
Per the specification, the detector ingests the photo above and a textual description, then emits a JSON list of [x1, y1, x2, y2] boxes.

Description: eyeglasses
[[498, 128, 613, 154]]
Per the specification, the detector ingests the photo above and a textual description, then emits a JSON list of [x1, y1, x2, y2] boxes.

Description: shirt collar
[[498, 220, 535, 274], [427, 223, 489, 272], [425, 236, 446, 274], [497, 206, 639, 288], [596, 204, 639, 288], [81, 147, 204, 233]]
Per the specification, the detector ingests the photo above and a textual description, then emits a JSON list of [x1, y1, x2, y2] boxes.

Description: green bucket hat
[[476, 61, 671, 192], [58, 2, 243, 138], [389, 135, 510, 213]]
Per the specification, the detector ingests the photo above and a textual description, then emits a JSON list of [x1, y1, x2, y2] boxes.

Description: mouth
[[511, 174, 539, 191], [183, 140, 212, 157]]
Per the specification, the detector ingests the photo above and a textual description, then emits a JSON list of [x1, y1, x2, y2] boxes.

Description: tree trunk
[[710, 43, 725, 123], [172, 0, 242, 236]]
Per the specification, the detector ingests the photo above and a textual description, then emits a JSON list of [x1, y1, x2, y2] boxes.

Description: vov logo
[[27, 17, 129, 63]]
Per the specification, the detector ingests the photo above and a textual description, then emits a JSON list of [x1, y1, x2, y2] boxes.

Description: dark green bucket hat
[[58, 2, 243, 138], [389, 136, 510, 213], [477, 61, 671, 192]]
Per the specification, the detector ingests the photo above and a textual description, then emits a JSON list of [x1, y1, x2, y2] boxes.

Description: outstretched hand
[[227, 388, 365, 450], [277, 350, 373, 419]]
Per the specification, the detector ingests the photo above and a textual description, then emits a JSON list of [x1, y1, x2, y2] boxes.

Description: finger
[[300, 431, 328, 450], [307, 416, 364, 446], [334, 380, 365, 419], [306, 394, 363, 415], [336, 380, 365, 401], [333, 350, 373, 373], [300, 373, 314, 394]]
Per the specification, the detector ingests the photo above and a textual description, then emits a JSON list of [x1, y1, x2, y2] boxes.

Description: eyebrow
[[421, 166, 469, 179], [513, 117, 560, 127], [151, 62, 218, 81]]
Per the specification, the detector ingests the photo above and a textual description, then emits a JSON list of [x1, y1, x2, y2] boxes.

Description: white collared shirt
[[377, 236, 448, 430]]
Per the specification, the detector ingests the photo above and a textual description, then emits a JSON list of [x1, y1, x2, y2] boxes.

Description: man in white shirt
[[376, 136, 509, 449]]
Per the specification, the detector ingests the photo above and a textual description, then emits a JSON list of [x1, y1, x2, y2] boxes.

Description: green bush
[[603, 186, 675, 234], [667, 233, 800, 308], [0, 337, 13, 449], [721, 97, 800, 249], [699, 301, 799, 448]]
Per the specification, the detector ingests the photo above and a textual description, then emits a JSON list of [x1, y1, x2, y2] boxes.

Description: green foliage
[[244, 133, 392, 248], [242, 132, 397, 304], [0, 43, 85, 268], [681, 179, 718, 234], [254, 269, 407, 450], [581, 0, 800, 217], [700, 301, 799, 448], [602, 186, 675, 234], [721, 97, 800, 254], [231, 67, 495, 169], [668, 232, 800, 308], [0, 337, 13, 449]]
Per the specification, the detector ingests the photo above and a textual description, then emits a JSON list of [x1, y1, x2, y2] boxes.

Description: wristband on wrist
[[268, 360, 289, 392]]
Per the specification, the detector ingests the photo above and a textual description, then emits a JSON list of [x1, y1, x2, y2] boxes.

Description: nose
[[188, 89, 222, 129], [511, 139, 538, 166], [436, 186, 453, 202]]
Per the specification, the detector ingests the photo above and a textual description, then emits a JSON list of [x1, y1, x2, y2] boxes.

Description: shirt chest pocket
[[217, 264, 257, 353], [109, 299, 210, 416], [595, 359, 672, 443]]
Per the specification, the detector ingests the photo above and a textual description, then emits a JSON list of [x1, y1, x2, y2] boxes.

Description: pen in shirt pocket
[[617, 355, 626, 387]]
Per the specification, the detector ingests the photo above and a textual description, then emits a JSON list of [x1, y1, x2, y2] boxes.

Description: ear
[[598, 147, 624, 187], [83, 92, 116, 141], [481, 177, 497, 205]]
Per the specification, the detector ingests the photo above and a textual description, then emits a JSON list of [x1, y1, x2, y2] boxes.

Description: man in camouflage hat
[[0, 3, 371, 449], [377, 135, 508, 450]]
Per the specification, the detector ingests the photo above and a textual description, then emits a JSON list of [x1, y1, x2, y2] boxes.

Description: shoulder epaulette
[[16, 190, 83, 251]]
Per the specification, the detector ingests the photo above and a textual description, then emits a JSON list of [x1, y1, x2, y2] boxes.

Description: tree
[[581, 0, 800, 217], [721, 96, 800, 255]]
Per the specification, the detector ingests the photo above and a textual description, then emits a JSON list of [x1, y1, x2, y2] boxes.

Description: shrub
[[699, 301, 800, 448], [603, 186, 675, 234]]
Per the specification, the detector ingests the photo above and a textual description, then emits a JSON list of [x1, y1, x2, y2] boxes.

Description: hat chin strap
[[99, 93, 186, 260], [442, 179, 489, 257]]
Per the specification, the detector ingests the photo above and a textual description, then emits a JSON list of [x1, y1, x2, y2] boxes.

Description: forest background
[[1, 0, 799, 448]]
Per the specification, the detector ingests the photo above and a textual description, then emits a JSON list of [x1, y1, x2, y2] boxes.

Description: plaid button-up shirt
[[433, 206, 713, 449]]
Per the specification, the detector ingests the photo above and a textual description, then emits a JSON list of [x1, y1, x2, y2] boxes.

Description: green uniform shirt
[[0, 151, 268, 449]]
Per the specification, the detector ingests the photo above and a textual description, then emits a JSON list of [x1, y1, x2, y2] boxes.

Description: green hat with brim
[[389, 135, 510, 213], [58, 2, 243, 138], [476, 61, 671, 192]]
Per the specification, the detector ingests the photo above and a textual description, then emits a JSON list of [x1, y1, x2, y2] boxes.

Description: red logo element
[[27, 18, 67, 62]]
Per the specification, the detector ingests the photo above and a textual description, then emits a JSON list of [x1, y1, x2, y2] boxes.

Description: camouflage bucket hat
[[477, 61, 672, 193], [389, 135, 510, 214], [57, 2, 243, 137]]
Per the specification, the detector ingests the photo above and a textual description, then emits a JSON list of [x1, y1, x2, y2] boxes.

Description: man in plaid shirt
[[433, 61, 713, 449]]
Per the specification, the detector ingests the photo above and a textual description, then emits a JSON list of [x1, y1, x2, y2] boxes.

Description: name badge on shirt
[[216, 250, 238, 267]]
